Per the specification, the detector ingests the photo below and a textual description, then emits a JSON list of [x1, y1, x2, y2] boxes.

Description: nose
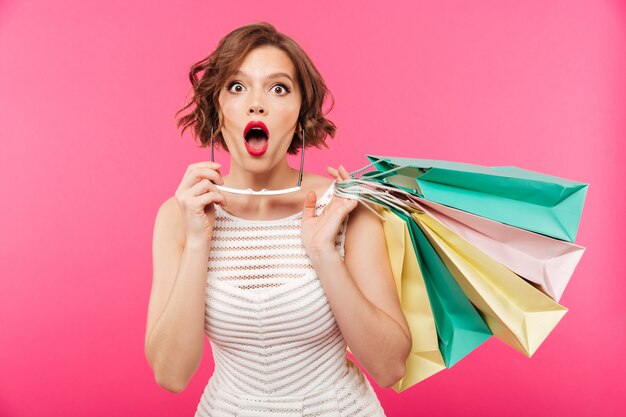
[[248, 103, 265, 114], [248, 90, 266, 115]]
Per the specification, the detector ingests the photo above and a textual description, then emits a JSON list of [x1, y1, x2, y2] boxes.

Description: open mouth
[[243, 121, 269, 156]]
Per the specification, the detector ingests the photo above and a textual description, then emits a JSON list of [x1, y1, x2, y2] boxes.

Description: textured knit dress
[[194, 181, 387, 417]]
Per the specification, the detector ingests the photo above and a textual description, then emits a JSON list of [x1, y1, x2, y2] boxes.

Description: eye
[[271, 83, 290, 95], [227, 82, 246, 93]]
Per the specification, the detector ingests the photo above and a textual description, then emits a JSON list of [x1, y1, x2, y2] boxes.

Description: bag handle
[[334, 176, 423, 221]]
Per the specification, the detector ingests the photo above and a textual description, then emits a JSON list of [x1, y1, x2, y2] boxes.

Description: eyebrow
[[233, 70, 294, 83]]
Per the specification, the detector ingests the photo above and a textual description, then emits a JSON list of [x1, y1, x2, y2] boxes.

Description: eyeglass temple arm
[[297, 128, 304, 186]]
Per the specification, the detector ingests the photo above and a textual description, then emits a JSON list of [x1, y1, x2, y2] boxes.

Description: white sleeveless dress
[[194, 181, 387, 417]]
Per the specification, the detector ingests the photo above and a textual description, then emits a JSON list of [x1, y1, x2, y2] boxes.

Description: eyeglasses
[[210, 128, 305, 196]]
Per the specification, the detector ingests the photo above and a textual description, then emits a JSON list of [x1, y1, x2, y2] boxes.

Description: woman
[[145, 22, 411, 416]]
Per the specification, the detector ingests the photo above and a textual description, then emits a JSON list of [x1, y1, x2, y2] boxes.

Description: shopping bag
[[364, 155, 588, 242], [381, 208, 446, 392], [415, 198, 585, 301], [394, 208, 492, 368], [414, 211, 568, 356]]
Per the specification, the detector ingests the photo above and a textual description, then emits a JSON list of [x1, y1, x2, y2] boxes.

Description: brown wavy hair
[[175, 22, 336, 155]]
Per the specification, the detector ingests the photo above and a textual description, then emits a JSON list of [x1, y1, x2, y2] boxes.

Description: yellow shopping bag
[[381, 208, 446, 391], [414, 212, 567, 356]]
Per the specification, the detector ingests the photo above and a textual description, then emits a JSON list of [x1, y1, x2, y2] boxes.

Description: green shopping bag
[[364, 155, 588, 242], [393, 207, 492, 367]]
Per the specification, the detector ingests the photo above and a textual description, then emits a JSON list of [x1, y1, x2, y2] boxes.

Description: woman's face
[[218, 46, 302, 172]]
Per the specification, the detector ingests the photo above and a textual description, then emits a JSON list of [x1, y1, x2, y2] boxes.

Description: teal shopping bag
[[365, 155, 588, 242], [392, 208, 492, 367]]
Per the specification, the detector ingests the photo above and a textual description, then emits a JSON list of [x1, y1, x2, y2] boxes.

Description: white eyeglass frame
[[210, 127, 305, 195]]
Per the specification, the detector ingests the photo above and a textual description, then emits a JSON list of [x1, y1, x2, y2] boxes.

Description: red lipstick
[[244, 121, 269, 138]]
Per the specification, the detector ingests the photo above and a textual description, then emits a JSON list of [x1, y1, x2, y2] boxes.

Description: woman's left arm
[[301, 166, 412, 388]]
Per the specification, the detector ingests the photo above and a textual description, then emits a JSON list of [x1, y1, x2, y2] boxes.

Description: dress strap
[[314, 181, 336, 208]]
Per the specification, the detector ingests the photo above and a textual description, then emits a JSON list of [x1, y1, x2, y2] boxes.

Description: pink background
[[1, 0, 624, 416]]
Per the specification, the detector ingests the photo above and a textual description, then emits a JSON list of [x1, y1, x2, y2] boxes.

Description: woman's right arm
[[144, 162, 226, 393]]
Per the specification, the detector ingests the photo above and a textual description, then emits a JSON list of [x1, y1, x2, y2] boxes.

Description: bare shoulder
[[154, 196, 185, 247], [302, 173, 334, 197], [345, 199, 382, 233], [343, 195, 385, 259]]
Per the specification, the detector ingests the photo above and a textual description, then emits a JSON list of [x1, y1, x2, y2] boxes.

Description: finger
[[302, 191, 317, 219], [337, 165, 350, 181], [319, 199, 357, 231], [191, 167, 224, 185], [188, 178, 219, 197], [179, 167, 224, 192], [326, 166, 339, 178], [333, 201, 358, 226], [328, 195, 358, 211], [200, 162, 223, 178], [189, 161, 221, 170], [184, 162, 222, 180], [344, 197, 359, 211], [320, 196, 343, 218], [196, 190, 227, 207]]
